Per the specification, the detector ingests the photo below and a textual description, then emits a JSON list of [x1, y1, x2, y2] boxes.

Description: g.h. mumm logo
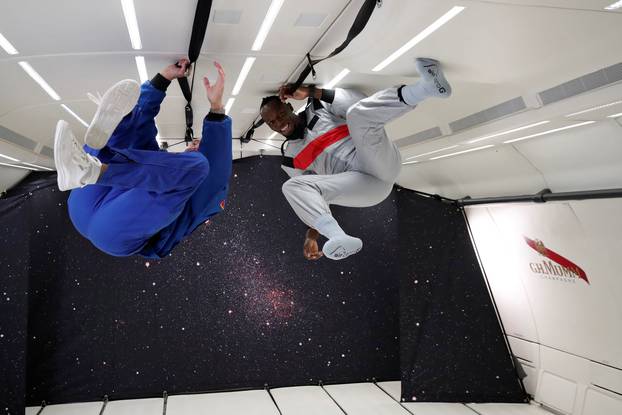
[[524, 237, 589, 284]]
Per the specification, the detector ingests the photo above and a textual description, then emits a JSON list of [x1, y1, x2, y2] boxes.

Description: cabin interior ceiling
[[0, 0, 621, 196]]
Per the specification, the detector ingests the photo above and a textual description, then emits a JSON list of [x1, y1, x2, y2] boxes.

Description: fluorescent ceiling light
[[565, 100, 622, 117], [21, 162, 53, 171], [121, 0, 142, 49], [467, 121, 551, 144], [135, 56, 148, 83], [322, 69, 350, 89], [504, 121, 596, 144], [608, 112, 622, 118], [224, 97, 235, 115], [0, 161, 38, 171], [0, 32, 18, 55], [402, 160, 419, 165], [373, 6, 465, 72], [0, 153, 20, 162], [232, 57, 256, 96], [268, 132, 278, 140], [405, 145, 458, 160], [252, 0, 285, 51], [605, 1, 622, 10], [18, 61, 60, 101], [430, 144, 494, 160], [61, 104, 89, 128]]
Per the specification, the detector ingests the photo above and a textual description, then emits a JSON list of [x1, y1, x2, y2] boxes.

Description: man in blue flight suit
[[53, 59, 231, 258]]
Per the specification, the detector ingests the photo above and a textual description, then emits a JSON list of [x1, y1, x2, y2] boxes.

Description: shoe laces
[[70, 135, 91, 170], [87, 91, 104, 106]]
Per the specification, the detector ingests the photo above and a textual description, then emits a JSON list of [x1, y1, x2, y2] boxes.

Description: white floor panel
[[166, 390, 279, 415], [323, 383, 410, 415], [377, 381, 401, 401], [25, 408, 40, 415], [104, 397, 163, 414], [467, 403, 552, 415], [403, 403, 477, 415], [40, 401, 103, 415], [271, 386, 343, 415]]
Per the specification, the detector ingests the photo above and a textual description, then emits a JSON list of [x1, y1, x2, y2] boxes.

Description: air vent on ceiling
[[212, 9, 242, 25], [449, 96, 527, 133], [395, 126, 442, 148], [294, 13, 328, 27], [40, 146, 54, 159], [539, 62, 622, 106], [0, 125, 38, 151]]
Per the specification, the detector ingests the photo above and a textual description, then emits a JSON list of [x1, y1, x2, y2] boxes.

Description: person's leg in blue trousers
[[68, 81, 210, 256]]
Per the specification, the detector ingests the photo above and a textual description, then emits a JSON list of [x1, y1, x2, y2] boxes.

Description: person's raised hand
[[161, 58, 190, 81], [204, 61, 225, 111], [279, 84, 309, 102]]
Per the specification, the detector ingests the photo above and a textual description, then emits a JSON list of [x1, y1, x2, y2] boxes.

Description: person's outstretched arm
[[198, 62, 232, 191]]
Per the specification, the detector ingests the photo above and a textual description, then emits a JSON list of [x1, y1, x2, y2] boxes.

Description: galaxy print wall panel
[[0, 156, 401, 409], [0, 180, 35, 415], [397, 192, 527, 403]]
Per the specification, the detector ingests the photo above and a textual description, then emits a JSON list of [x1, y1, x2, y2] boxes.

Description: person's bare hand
[[279, 84, 309, 101], [161, 58, 190, 81], [203, 61, 225, 111]]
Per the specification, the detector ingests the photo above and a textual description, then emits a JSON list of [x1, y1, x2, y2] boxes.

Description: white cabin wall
[[0, 166, 29, 194], [465, 199, 622, 415]]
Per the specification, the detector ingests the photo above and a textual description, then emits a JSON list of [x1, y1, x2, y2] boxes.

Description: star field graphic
[[0, 156, 524, 413], [1, 156, 401, 408]]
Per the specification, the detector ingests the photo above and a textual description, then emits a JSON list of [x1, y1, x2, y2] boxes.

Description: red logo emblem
[[524, 237, 589, 284]]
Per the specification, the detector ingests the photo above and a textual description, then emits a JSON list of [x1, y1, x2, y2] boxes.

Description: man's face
[[260, 101, 298, 137]]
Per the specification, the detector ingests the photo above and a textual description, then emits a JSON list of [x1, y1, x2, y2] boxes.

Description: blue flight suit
[[67, 81, 232, 258]]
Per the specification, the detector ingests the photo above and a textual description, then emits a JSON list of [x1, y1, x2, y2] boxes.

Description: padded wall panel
[[402, 403, 476, 414], [41, 402, 102, 415], [323, 383, 409, 415], [166, 390, 279, 415], [589, 361, 622, 395], [582, 388, 622, 415], [467, 403, 553, 415], [537, 372, 577, 414], [463, 208, 539, 341], [104, 397, 163, 415], [270, 386, 343, 415], [466, 200, 622, 368]]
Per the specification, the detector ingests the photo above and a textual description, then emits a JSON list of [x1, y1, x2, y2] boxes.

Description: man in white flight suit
[[260, 58, 452, 261]]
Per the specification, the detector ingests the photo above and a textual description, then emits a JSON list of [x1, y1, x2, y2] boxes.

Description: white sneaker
[[322, 234, 363, 260], [54, 120, 102, 191], [415, 58, 452, 98], [84, 79, 140, 149]]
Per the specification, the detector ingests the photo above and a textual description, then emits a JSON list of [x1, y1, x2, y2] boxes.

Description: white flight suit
[[281, 87, 414, 231]]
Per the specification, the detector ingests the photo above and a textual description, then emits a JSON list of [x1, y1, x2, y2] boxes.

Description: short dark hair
[[260, 95, 281, 110]]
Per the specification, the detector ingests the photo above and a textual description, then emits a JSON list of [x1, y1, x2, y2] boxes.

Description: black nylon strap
[[188, 0, 213, 62], [281, 156, 295, 168], [178, 0, 213, 143], [288, 0, 379, 93]]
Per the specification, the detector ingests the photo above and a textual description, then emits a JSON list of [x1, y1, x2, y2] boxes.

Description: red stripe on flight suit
[[293, 124, 350, 170]]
